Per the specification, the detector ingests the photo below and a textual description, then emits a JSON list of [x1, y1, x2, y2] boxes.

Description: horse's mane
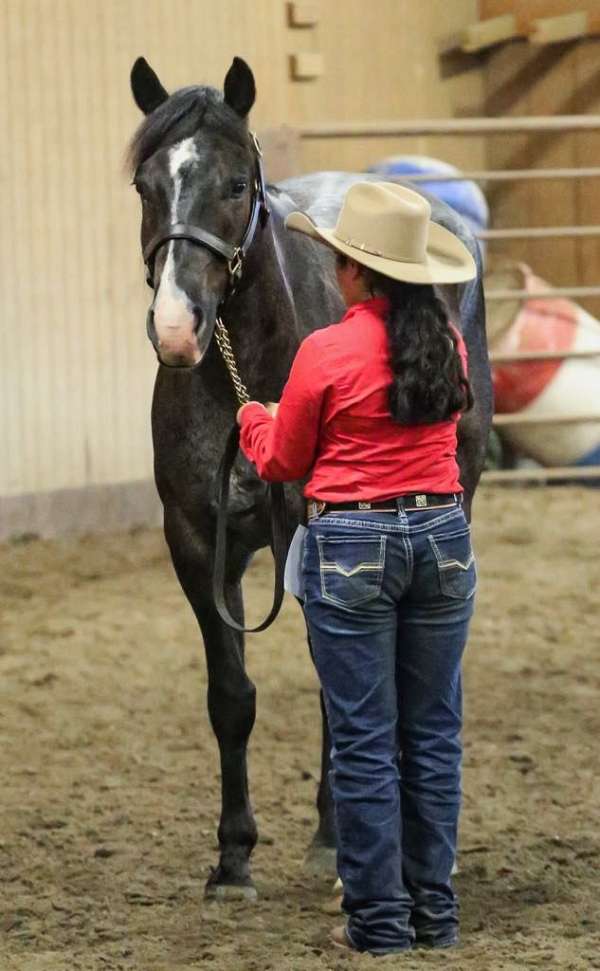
[[127, 85, 249, 173]]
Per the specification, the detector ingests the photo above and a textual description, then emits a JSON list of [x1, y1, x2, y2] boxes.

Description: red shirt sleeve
[[239, 334, 328, 482]]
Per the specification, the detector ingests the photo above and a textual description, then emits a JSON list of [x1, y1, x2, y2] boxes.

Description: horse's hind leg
[[457, 401, 492, 523], [165, 507, 258, 900]]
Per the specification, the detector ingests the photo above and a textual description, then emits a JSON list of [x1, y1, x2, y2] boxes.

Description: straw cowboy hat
[[285, 181, 476, 285]]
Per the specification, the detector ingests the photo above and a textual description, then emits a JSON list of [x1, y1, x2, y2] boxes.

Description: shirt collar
[[341, 296, 391, 322]]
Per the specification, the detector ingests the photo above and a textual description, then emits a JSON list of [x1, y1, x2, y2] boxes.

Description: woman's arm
[[238, 334, 327, 482]]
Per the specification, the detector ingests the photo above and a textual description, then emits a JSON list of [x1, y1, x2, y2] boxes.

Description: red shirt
[[239, 297, 467, 501]]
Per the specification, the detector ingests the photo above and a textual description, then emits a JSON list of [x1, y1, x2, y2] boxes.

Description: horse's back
[[277, 171, 485, 332], [277, 171, 478, 255]]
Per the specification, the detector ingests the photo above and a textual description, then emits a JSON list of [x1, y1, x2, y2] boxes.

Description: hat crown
[[334, 182, 432, 264], [283, 178, 477, 284]]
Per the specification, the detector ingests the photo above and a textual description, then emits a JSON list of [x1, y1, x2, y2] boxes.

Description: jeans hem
[[347, 926, 414, 955], [414, 932, 459, 949]]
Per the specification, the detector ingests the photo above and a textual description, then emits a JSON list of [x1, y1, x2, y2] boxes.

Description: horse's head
[[129, 57, 264, 368]]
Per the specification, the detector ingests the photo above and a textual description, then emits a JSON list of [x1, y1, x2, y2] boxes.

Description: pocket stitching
[[428, 535, 477, 600], [429, 534, 473, 571], [321, 563, 383, 578], [317, 535, 386, 607]]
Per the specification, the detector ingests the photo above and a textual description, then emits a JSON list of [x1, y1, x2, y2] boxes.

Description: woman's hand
[[236, 401, 279, 425], [236, 402, 253, 425]]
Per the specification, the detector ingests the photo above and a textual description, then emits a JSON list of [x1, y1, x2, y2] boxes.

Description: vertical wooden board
[[0, 1, 21, 496], [573, 39, 600, 319], [484, 42, 534, 268], [521, 40, 578, 290], [258, 126, 302, 181]]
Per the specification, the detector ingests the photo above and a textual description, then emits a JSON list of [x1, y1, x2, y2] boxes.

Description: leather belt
[[306, 493, 461, 521]]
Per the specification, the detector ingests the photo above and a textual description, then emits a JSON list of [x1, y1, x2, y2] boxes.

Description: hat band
[[333, 231, 425, 266]]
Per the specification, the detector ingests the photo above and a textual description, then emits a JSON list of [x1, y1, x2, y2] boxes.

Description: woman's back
[[301, 297, 467, 501]]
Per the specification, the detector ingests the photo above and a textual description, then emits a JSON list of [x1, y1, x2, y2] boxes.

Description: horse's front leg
[[164, 506, 258, 900]]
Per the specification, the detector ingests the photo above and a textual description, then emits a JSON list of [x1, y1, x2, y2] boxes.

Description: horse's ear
[[223, 57, 256, 118], [131, 57, 169, 115]]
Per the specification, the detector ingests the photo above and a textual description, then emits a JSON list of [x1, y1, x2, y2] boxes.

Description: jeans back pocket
[[316, 535, 386, 608], [429, 527, 477, 600]]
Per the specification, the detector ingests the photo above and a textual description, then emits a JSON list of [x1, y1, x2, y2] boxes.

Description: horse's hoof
[[204, 865, 258, 902], [205, 882, 258, 902], [303, 840, 337, 879], [321, 876, 343, 914], [322, 892, 343, 915]]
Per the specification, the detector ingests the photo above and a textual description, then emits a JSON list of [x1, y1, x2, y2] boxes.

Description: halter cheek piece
[[142, 130, 270, 299]]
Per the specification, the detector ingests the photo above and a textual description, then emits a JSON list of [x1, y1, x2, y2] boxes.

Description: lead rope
[[214, 316, 250, 406], [213, 316, 288, 633]]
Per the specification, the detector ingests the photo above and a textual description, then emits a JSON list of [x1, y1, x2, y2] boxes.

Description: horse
[[128, 55, 493, 901]]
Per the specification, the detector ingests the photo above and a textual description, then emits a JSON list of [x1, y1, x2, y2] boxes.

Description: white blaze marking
[[154, 138, 199, 345]]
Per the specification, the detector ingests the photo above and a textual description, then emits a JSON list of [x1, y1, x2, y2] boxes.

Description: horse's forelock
[[127, 85, 248, 174]]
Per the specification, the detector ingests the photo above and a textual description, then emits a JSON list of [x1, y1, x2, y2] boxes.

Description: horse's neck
[[204, 197, 340, 405], [218, 220, 301, 403]]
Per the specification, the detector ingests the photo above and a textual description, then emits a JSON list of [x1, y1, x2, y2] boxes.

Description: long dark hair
[[340, 256, 473, 425]]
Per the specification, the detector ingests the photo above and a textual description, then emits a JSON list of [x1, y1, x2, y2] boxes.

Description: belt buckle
[[414, 494, 428, 508], [307, 500, 326, 521]]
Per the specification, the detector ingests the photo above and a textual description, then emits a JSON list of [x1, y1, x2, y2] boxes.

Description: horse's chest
[[151, 382, 270, 527]]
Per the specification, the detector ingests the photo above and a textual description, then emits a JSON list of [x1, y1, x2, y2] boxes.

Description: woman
[[236, 182, 477, 956]]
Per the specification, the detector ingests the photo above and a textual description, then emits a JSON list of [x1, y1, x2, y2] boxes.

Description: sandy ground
[[1, 486, 599, 971]]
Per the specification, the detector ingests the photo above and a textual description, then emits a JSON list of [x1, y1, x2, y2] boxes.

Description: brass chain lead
[[214, 316, 250, 406]]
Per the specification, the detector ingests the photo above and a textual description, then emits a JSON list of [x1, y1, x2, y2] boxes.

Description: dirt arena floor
[[1, 486, 599, 971]]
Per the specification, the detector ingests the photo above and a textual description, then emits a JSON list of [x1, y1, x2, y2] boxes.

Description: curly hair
[[338, 256, 473, 424]]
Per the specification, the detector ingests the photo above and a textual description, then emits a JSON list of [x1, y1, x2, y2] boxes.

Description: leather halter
[[142, 130, 270, 295]]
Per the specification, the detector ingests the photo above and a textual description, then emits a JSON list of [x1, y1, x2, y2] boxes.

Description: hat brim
[[285, 210, 477, 285]]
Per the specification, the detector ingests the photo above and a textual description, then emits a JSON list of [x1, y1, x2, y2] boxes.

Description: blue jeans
[[302, 499, 476, 955]]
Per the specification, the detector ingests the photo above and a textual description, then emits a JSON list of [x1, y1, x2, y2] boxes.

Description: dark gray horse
[[128, 55, 493, 901]]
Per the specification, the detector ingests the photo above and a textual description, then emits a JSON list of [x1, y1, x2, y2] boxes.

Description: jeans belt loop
[[307, 499, 326, 521]]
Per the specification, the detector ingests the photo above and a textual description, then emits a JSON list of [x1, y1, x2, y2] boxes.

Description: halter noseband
[[142, 130, 270, 299]]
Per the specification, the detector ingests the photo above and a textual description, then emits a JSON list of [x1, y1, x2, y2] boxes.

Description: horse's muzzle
[[146, 307, 206, 368]]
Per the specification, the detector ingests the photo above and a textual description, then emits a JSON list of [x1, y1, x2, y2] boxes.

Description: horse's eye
[[231, 179, 248, 199], [138, 191, 154, 212], [134, 181, 151, 204]]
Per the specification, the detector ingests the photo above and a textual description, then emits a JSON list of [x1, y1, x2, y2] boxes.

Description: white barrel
[[486, 260, 600, 468]]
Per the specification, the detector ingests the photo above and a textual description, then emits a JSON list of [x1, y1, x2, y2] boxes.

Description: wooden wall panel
[[483, 29, 600, 317], [0, 0, 483, 506], [480, 2, 600, 313], [0, 0, 290, 500], [573, 39, 600, 317], [483, 41, 534, 269], [293, 0, 485, 176]]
